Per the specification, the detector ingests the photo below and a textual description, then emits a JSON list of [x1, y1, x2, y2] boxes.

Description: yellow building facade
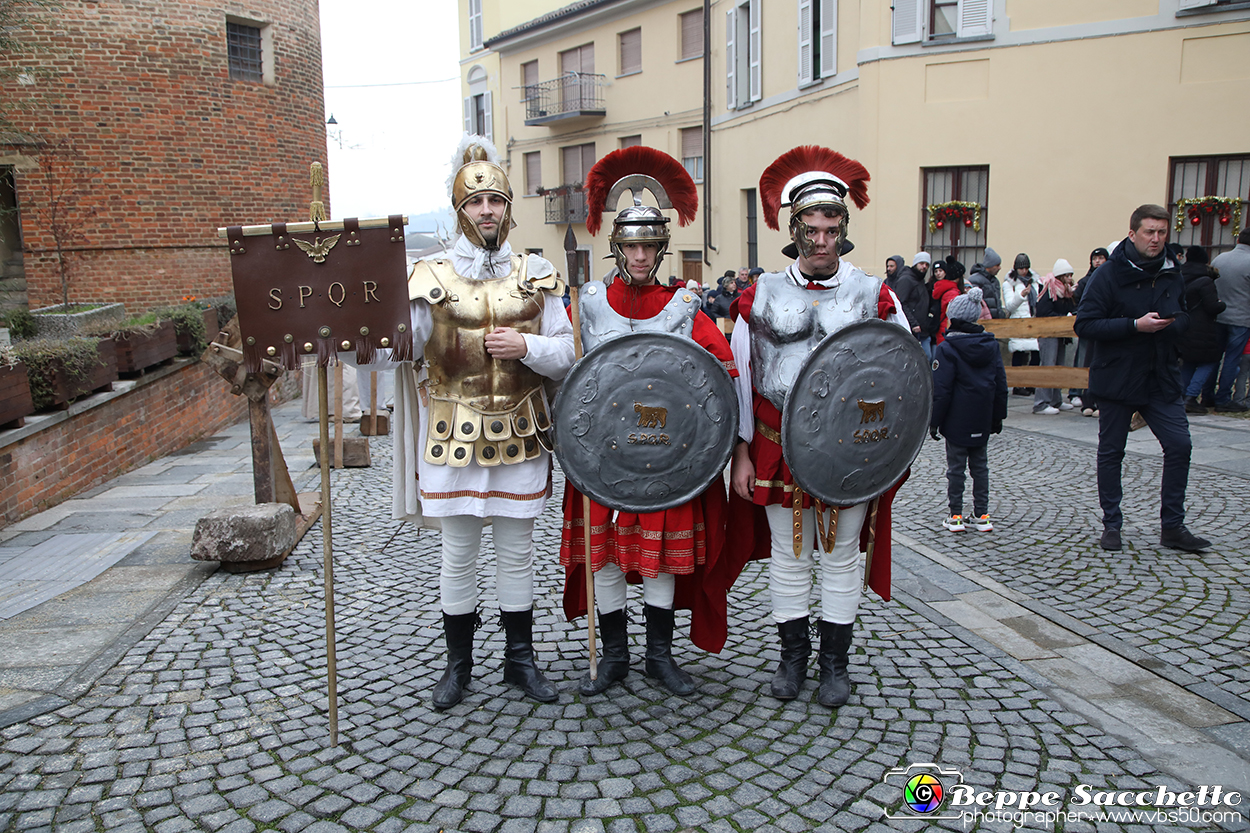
[[460, 0, 1250, 284]]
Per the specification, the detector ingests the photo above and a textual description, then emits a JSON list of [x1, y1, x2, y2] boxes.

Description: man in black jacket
[[1074, 204, 1209, 553], [893, 253, 930, 350], [968, 247, 1004, 318]]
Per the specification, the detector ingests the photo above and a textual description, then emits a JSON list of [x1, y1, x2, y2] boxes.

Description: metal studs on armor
[[482, 447, 496, 460], [490, 420, 504, 433], [340, 340, 351, 350], [436, 421, 448, 433], [454, 448, 467, 460], [517, 417, 529, 430], [430, 288, 442, 299], [506, 444, 519, 457], [524, 439, 536, 452], [266, 347, 276, 356], [461, 422, 473, 434], [431, 445, 444, 458], [380, 337, 390, 347], [535, 411, 548, 429]]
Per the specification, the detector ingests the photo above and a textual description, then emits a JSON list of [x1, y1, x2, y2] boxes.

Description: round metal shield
[[553, 331, 738, 513], [780, 319, 932, 505]]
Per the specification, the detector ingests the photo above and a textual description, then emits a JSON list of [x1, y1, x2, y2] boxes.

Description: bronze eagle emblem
[[294, 234, 341, 263]]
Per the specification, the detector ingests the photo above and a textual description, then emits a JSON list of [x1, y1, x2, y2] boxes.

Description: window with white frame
[[681, 126, 703, 183], [619, 28, 642, 75], [1178, 0, 1238, 10], [798, 0, 837, 87], [725, 0, 760, 110], [679, 9, 704, 61], [468, 0, 483, 50], [892, 0, 991, 44], [464, 66, 491, 141]]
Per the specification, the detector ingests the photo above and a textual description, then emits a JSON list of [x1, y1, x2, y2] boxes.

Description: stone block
[[312, 436, 371, 468], [190, 503, 296, 572]]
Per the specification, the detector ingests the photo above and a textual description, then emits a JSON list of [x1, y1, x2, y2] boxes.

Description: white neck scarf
[[452, 234, 514, 281]]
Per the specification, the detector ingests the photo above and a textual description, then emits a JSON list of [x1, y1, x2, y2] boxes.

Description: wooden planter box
[[0, 362, 34, 429], [176, 306, 219, 355], [30, 339, 119, 411], [114, 320, 178, 375]]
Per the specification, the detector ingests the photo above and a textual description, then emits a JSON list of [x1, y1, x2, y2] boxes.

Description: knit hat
[[686, 279, 700, 290], [982, 247, 1002, 269], [913, 251, 931, 267], [943, 257, 966, 280], [1013, 253, 1031, 270], [1186, 245, 1209, 264], [946, 287, 984, 323], [1052, 258, 1074, 276]]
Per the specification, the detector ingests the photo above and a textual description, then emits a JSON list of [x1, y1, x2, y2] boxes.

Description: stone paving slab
[[0, 533, 156, 620]]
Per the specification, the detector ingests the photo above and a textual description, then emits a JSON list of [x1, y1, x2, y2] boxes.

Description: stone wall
[[0, 0, 329, 313], [0, 360, 300, 530]]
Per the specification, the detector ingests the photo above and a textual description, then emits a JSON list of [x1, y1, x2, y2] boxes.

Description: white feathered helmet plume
[[448, 133, 515, 249]]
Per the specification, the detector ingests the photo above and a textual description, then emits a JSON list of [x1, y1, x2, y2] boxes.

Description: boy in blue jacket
[[930, 287, 1009, 531]]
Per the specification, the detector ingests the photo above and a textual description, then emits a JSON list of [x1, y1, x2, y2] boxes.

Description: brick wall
[[0, 360, 300, 529], [0, 0, 329, 313]]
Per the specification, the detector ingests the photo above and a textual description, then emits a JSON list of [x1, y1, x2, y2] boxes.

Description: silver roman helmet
[[759, 146, 871, 259], [585, 146, 698, 285]]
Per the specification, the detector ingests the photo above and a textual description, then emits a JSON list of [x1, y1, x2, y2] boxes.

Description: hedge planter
[[17, 337, 119, 411], [0, 361, 34, 429], [31, 303, 127, 338], [114, 320, 178, 375], [176, 306, 218, 355]]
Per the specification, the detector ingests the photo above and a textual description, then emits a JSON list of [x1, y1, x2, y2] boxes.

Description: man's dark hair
[[1239, 227, 1250, 246], [799, 205, 847, 221], [1130, 203, 1170, 231]]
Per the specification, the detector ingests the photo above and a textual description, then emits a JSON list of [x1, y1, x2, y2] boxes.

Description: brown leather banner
[[226, 215, 413, 372]]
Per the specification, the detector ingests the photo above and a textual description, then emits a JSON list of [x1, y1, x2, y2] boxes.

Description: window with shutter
[[892, 0, 922, 44], [681, 127, 703, 183], [680, 9, 704, 60], [524, 153, 541, 196], [798, 0, 838, 87], [956, 0, 991, 38], [619, 135, 642, 148], [468, 0, 483, 51], [619, 28, 642, 75], [725, 6, 737, 109], [726, 2, 757, 109], [747, 0, 761, 102]]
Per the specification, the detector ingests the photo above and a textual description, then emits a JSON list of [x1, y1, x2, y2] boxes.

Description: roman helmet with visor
[[448, 134, 515, 250], [759, 146, 870, 259], [585, 146, 699, 285]]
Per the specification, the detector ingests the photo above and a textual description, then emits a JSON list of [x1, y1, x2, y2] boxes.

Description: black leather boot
[[816, 620, 854, 708], [643, 604, 695, 695], [579, 608, 630, 696], [431, 611, 479, 710], [770, 616, 810, 700], [501, 609, 559, 703]]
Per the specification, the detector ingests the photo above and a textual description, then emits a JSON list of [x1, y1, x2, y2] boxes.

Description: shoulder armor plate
[[408, 259, 456, 304]]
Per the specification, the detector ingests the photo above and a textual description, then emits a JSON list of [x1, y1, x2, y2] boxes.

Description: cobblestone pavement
[[1, 423, 1246, 832]]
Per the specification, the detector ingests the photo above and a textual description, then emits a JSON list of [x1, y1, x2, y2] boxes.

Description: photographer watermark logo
[[882, 762, 964, 820]]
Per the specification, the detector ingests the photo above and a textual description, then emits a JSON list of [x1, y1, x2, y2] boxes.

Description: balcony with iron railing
[[537, 184, 588, 225], [522, 72, 606, 127]]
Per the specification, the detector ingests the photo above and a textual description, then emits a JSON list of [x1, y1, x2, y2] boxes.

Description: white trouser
[[438, 515, 535, 615], [765, 502, 867, 625], [593, 562, 675, 613]]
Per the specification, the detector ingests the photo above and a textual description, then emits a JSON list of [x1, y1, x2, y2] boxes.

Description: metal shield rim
[[553, 330, 737, 513], [780, 318, 932, 505]]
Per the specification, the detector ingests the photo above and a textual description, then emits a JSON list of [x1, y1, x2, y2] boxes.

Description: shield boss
[[554, 331, 737, 513], [781, 319, 932, 505]]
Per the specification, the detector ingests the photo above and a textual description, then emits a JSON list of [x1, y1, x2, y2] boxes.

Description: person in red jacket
[[559, 146, 737, 698], [725, 147, 909, 709], [931, 258, 966, 344]]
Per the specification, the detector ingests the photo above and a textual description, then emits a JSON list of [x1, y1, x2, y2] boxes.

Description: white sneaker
[[972, 514, 993, 531], [1070, 397, 1083, 408], [1082, 408, 1094, 417], [1035, 406, 1060, 415], [1059, 402, 1075, 411], [942, 515, 966, 532]]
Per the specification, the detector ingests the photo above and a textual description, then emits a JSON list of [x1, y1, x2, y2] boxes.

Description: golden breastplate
[[409, 255, 559, 468]]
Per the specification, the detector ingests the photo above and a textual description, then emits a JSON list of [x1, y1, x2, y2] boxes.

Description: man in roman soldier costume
[[392, 135, 575, 709], [558, 146, 737, 697], [726, 146, 910, 708]]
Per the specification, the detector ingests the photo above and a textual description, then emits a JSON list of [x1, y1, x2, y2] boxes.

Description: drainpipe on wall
[[702, 0, 715, 267]]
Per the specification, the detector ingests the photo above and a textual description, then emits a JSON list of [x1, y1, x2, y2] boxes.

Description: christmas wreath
[[926, 200, 981, 233], [1174, 196, 1242, 236]]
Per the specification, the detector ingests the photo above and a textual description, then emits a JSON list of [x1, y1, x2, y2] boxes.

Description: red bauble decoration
[[964, 218, 972, 226], [1220, 215, 1230, 226], [936, 220, 944, 228], [1191, 215, 1202, 225]]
